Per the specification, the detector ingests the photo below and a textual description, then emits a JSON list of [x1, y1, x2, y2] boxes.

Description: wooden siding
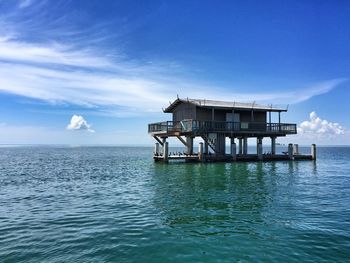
[[196, 107, 213, 121], [240, 111, 266, 122], [172, 102, 196, 122], [194, 107, 267, 123]]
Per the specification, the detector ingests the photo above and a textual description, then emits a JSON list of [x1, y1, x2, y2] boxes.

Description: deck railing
[[148, 120, 297, 134]]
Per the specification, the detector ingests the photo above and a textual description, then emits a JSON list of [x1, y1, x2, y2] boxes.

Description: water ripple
[[0, 146, 349, 262]]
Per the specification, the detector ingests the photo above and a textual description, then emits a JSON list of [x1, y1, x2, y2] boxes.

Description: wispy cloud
[[0, 39, 345, 114], [18, 0, 34, 9], [0, 2, 346, 116]]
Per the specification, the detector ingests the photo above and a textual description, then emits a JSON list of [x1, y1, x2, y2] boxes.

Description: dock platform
[[154, 153, 313, 163]]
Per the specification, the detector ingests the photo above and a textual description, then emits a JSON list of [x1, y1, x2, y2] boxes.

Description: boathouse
[[148, 98, 315, 162]]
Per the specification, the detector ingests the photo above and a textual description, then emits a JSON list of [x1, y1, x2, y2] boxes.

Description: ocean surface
[[0, 146, 349, 263]]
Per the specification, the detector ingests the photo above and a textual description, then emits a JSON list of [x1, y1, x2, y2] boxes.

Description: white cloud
[[66, 114, 95, 133], [298, 111, 345, 135]]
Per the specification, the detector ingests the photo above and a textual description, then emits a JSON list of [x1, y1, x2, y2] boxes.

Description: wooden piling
[[257, 137, 263, 160], [162, 137, 166, 154], [288, 143, 293, 160], [204, 140, 209, 154], [271, 136, 276, 155], [154, 143, 159, 155], [231, 142, 237, 161], [293, 144, 299, 155], [243, 137, 248, 155], [199, 142, 204, 161], [163, 142, 169, 162], [311, 144, 316, 160], [186, 136, 193, 155], [238, 138, 243, 155]]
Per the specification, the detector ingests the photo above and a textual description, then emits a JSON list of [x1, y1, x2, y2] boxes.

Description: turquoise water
[[0, 146, 349, 262]]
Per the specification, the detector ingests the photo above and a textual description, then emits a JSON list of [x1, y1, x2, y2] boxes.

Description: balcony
[[148, 120, 297, 135]]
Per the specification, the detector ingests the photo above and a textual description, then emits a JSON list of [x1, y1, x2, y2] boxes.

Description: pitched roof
[[163, 98, 287, 112]]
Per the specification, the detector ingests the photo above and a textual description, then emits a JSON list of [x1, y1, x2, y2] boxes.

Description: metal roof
[[163, 98, 288, 112]]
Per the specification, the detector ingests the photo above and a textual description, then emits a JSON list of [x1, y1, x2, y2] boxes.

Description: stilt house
[[148, 98, 315, 162]]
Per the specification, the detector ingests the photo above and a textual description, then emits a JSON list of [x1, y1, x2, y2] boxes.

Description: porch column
[[257, 137, 263, 160], [271, 136, 276, 155], [186, 136, 193, 155], [238, 138, 243, 155], [243, 137, 248, 155], [231, 137, 237, 161]]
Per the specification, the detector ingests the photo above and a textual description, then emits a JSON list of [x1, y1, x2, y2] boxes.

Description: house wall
[[172, 103, 267, 123], [172, 102, 197, 122], [240, 111, 266, 122], [213, 109, 226, 121], [196, 107, 213, 121], [195, 107, 267, 122]]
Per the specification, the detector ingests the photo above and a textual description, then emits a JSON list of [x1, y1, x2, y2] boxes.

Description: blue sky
[[0, 0, 349, 145]]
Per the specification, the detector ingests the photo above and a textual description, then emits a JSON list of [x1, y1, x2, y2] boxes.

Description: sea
[[0, 146, 349, 263]]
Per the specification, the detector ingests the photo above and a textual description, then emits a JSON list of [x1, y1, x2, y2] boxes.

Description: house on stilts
[[148, 98, 316, 162]]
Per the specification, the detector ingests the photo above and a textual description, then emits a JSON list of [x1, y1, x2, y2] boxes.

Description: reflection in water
[[151, 161, 308, 238]]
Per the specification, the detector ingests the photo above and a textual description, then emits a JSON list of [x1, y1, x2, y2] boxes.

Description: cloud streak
[[18, 0, 34, 9], [0, 2, 346, 116], [0, 38, 345, 115]]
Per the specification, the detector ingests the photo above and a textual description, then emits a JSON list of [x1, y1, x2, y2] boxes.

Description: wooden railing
[[148, 120, 297, 134]]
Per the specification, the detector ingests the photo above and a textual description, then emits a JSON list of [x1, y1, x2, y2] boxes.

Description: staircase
[[201, 134, 217, 153]]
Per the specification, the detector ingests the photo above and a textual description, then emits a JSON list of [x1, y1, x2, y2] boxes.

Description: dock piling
[[204, 140, 209, 154], [238, 138, 243, 155], [231, 139, 237, 161], [163, 142, 169, 162], [257, 137, 263, 160], [243, 137, 248, 155], [186, 136, 193, 155], [271, 136, 276, 155], [199, 142, 204, 161], [288, 143, 293, 160], [154, 143, 159, 155], [293, 144, 299, 155], [311, 144, 316, 160]]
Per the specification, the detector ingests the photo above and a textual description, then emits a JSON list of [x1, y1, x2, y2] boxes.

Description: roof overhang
[[163, 98, 288, 113]]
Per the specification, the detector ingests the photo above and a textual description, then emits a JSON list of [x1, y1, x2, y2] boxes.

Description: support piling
[[257, 137, 263, 160], [199, 142, 204, 161], [231, 138, 237, 161], [311, 144, 316, 160], [243, 137, 248, 155], [288, 143, 293, 160], [163, 142, 169, 162]]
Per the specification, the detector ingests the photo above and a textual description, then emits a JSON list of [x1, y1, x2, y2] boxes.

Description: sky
[[0, 0, 349, 145]]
